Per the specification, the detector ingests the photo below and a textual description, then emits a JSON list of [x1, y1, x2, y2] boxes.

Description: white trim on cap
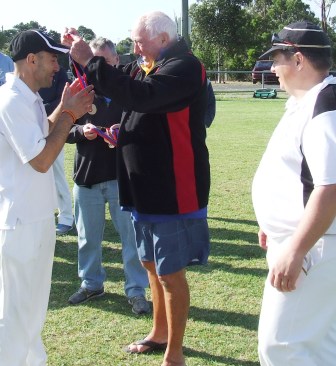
[[32, 30, 69, 54], [273, 42, 331, 49], [283, 26, 324, 33]]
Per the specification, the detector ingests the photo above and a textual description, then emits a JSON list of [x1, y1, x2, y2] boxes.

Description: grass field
[[44, 93, 287, 366]]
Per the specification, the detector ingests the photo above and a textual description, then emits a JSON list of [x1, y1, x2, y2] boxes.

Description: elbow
[[35, 165, 50, 174], [29, 160, 52, 173]]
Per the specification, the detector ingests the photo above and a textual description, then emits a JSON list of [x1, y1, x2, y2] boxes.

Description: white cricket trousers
[[258, 234, 336, 366], [0, 218, 56, 366]]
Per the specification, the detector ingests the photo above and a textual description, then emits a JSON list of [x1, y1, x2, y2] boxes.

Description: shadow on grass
[[184, 347, 259, 366], [50, 224, 129, 311], [189, 305, 258, 330], [193, 260, 267, 278], [208, 216, 258, 227], [50, 216, 266, 310], [49, 289, 152, 316]]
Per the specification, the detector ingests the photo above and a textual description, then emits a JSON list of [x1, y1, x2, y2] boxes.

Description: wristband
[[62, 109, 77, 123]]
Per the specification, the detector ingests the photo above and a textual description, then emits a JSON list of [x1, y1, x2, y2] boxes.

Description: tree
[[190, 0, 252, 71], [190, 0, 321, 72], [0, 21, 69, 69], [309, 0, 336, 31], [77, 26, 95, 42], [116, 37, 133, 55], [13, 21, 47, 33]]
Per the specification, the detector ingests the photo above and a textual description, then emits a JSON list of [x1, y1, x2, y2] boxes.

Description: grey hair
[[89, 37, 117, 55], [132, 11, 178, 41]]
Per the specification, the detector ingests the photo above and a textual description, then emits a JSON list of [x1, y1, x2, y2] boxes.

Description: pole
[[182, 0, 191, 46]]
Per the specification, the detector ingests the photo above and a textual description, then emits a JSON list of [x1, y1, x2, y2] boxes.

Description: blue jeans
[[73, 180, 148, 298]]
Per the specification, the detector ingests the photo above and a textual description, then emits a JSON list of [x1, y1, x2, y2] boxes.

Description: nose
[[133, 42, 139, 54]]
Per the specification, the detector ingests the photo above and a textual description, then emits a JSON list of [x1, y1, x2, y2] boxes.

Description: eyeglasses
[[271, 33, 300, 53]]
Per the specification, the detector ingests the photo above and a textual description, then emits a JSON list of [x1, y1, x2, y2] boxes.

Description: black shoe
[[128, 295, 151, 315], [68, 287, 105, 305], [56, 224, 73, 235]]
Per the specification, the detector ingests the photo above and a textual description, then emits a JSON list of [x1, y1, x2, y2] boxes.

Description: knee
[[157, 274, 171, 289], [158, 270, 186, 289]]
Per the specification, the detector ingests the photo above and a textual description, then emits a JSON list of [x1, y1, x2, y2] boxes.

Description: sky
[[1, 0, 334, 44], [1, 0, 197, 43]]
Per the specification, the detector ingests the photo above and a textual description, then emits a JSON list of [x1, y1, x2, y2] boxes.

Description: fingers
[[111, 123, 120, 129], [68, 27, 80, 37], [258, 230, 268, 250], [271, 273, 296, 292], [83, 124, 97, 140], [68, 79, 82, 95], [62, 85, 95, 119], [69, 39, 94, 67]]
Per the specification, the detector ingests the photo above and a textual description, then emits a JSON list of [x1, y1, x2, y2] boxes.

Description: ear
[[27, 53, 36, 65], [160, 32, 170, 46], [294, 52, 304, 70]]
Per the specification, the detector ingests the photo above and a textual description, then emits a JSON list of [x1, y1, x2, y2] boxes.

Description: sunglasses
[[271, 33, 300, 53]]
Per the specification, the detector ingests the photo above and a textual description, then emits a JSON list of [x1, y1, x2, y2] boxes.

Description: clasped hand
[[61, 27, 94, 67]]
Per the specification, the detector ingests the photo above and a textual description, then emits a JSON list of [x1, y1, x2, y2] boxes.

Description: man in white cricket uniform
[[0, 30, 94, 366], [252, 21, 336, 365]]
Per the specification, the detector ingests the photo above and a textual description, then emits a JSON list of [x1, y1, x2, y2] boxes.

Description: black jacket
[[39, 68, 70, 115], [66, 95, 122, 186], [85, 38, 210, 214]]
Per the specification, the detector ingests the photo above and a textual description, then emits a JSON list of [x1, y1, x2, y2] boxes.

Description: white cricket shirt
[[252, 76, 336, 238], [0, 74, 57, 229]]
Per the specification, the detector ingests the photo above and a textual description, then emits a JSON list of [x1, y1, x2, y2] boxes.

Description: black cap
[[259, 21, 331, 60], [9, 29, 69, 62]]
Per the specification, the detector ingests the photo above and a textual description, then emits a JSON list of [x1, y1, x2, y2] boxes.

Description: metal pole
[[182, 0, 191, 46]]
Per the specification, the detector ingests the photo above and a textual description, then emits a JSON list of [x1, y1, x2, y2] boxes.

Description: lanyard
[[69, 55, 87, 89]]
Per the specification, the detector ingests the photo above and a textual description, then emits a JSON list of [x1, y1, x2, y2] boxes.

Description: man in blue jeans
[[66, 37, 149, 314]]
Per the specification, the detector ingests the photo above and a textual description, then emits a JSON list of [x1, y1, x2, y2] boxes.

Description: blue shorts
[[133, 218, 210, 275]]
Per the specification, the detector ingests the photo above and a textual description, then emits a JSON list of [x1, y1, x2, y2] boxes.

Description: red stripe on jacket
[[167, 108, 198, 213]]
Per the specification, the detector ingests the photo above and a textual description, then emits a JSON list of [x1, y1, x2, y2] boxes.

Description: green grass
[[44, 93, 287, 365]]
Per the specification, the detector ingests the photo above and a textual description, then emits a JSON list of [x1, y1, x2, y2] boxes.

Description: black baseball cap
[[9, 29, 69, 62], [259, 21, 331, 59]]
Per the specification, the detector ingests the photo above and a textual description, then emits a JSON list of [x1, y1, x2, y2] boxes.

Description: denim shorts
[[133, 218, 210, 275]]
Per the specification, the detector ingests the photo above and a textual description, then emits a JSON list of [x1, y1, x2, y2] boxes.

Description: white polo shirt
[[0, 74, 57, 230], [252, 76, 336, 238]]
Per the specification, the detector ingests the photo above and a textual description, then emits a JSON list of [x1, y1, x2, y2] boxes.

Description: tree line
[[1, 0, 336, 75], [190, 0, 336, 72]]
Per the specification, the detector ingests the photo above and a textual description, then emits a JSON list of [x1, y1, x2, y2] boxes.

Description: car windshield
[[255, 61, 273, 68]]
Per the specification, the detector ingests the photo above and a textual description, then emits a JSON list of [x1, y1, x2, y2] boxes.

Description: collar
[[5, 73, 40, 106], [138, 59, 156, 75], [137, 37, 190, 75], [286, 75, 336, 111]]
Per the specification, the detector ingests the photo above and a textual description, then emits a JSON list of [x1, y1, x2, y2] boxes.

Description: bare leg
[[127, 261, 168, 352], [127, 262, 188, 365], [160, 269, 189, 366]]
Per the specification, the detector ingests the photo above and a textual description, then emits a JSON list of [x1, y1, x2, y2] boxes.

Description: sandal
[[125, 339, 167, 354]]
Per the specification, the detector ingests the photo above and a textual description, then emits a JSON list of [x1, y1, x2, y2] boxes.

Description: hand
[[100, 124, 119, 148], [69, 35, 94, 67], [110, 123, 120, 130], [61, 83, 95, 120], [258, 229, 268, 250], [83, 124, 98, 140], [68, 79, 83, 96], [61, 27, 80, 47], [268, 245, 304, 292]]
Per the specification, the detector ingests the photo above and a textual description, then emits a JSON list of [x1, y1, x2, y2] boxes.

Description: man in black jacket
[[66, 37, 149, 315], [63, 11, 210, 366]]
